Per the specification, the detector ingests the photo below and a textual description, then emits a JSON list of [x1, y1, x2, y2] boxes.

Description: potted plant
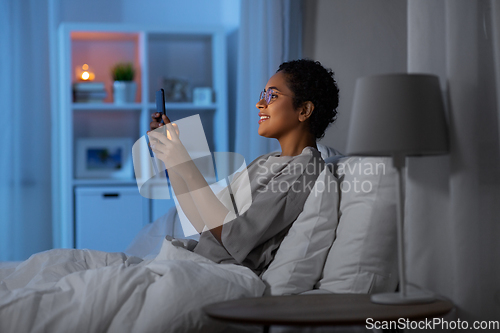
[[111, 62, 136, 104]]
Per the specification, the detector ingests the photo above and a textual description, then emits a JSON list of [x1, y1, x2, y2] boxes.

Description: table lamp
[[346, 74, 449, 304]]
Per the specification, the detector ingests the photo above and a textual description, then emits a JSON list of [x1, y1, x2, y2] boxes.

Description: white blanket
[[0, 239, 265, 333]]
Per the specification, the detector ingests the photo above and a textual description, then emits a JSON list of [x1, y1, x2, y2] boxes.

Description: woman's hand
[[148, 115, 189, 172], [148, 112, 163, 149], [148, 113, 180, 146], [149, 112, 163, 132], [148, 112, 180, 136]]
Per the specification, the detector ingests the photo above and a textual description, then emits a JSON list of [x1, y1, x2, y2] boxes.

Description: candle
[[75, 64, 95, 81]]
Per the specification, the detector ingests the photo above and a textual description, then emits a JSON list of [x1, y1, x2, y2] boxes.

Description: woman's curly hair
[[277, 59, 339, 139]]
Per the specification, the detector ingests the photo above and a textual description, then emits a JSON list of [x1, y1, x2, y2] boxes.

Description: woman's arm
[[166, 169, 206, 233], [149, 122, 228, 244], [168, 161, 227, 242], [147, 113, 208, 235]]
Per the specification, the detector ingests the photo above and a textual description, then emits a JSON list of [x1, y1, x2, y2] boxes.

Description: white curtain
[[0, 0, 53, 261], [406, 0, 500, 322], [235, 0, 303, 163]]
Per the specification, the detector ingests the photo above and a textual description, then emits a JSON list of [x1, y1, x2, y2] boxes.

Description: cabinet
[[75, 186, 144, 252], [53, 23, 228, 249]]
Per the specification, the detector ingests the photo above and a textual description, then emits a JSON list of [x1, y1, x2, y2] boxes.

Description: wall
[[46, 0, 240, 257], [52, 0, 240, 144], [302, 0, 407, 153], [405, 0, 500, 322], [57, 0, 240, 28], [55, 0, 241, 139]]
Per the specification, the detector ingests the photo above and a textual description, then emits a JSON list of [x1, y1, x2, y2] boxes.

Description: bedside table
[[204, 293, 453, 332]]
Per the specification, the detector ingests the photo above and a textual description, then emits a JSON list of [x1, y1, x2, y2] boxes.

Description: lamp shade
[[346, 74, 449, 156]]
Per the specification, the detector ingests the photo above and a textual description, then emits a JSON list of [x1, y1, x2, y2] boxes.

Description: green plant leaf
[[111, 62, 135, 81]]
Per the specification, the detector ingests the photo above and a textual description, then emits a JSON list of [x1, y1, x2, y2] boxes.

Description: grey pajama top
[[193, 146, 325, 275]]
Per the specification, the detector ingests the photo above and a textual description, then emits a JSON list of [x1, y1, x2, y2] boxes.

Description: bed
[[0, 146, 399, 332]]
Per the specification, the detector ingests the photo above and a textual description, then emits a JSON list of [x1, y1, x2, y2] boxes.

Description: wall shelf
[[146, 102, 218, 110], [73, 179, 139, 186], [72, 103, 143, 111], [53, 23, 228, 250]]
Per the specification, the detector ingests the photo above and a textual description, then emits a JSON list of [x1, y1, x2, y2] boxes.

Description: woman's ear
[[299, 101, 314, 122]]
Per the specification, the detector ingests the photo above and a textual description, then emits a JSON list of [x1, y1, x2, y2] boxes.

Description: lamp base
[[371, 290, 436, 305]]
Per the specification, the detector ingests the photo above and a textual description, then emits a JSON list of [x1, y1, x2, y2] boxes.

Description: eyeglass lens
[[259, 89, 273, 104]]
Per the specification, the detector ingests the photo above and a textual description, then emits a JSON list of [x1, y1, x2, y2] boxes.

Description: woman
[[148, 59, 339, 274]]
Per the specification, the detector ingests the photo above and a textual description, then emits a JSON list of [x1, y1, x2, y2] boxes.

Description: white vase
[[113, 81, 137, 104]]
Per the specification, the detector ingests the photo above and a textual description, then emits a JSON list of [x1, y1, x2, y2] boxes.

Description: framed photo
[[193, 87, 213, 105], [76, 138, 133, 179], [161, 77, 191, 102]]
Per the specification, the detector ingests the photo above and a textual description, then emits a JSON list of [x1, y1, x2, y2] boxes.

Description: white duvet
[[0, 239, 265, 333]]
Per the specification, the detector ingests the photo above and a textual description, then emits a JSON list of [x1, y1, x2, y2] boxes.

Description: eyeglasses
[[259, 89, 287, 105]]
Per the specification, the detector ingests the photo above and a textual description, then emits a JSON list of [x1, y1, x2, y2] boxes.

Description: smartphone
[[156, 88, 166, 123], [148, 89, 167, 160], [154, 89, 169, 179]]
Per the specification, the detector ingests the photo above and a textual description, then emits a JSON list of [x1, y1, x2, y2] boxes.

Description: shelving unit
[[53, 23, 228, 250]]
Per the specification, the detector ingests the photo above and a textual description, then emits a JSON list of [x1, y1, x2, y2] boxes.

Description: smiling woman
[[256, 60, 339, 156], [257, 72, 303, 144], [148, 59, 340, 274], [0, 59, 341, 332]]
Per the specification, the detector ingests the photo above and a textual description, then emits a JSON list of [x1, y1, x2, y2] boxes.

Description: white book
[[74, 97, 106, 103], [73, 81, 106, 91]]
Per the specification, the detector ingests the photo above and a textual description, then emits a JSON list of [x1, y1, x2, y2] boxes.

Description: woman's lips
[[259, 114, 270, 124]]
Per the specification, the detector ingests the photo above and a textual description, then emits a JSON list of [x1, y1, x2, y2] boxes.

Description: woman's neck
[[278, 131, 317, 157]]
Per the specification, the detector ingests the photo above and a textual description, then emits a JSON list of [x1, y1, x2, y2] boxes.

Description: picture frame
[[161, 77, 191, 102], [76, 138, 133, 179], [193, 87, 213, 105]]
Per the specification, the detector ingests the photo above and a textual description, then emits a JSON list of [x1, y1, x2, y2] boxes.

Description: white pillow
[[315, 156, 399, 294], [317, 143, 343, 160], [125, 208, 178, 259], [261, 167, 339, 295]]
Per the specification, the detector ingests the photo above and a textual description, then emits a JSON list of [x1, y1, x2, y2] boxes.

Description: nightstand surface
[[204, 294, 453, 327]]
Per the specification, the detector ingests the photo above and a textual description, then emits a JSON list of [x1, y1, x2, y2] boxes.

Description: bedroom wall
[[0, 0, 240, 261], [302, 0, 407, 153], [56, 0, 240, 27], [54, 0, 241, 148]]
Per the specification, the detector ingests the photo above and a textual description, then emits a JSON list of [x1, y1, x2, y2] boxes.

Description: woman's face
[[256, 71, 301, 139]]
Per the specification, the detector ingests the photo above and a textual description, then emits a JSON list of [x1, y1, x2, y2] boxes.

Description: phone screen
[[156, 89, 166, 123]]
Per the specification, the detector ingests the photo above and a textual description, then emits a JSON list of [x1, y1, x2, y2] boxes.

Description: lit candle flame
[[76, 64, 95, 81], [81, 71, 90, 80]]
